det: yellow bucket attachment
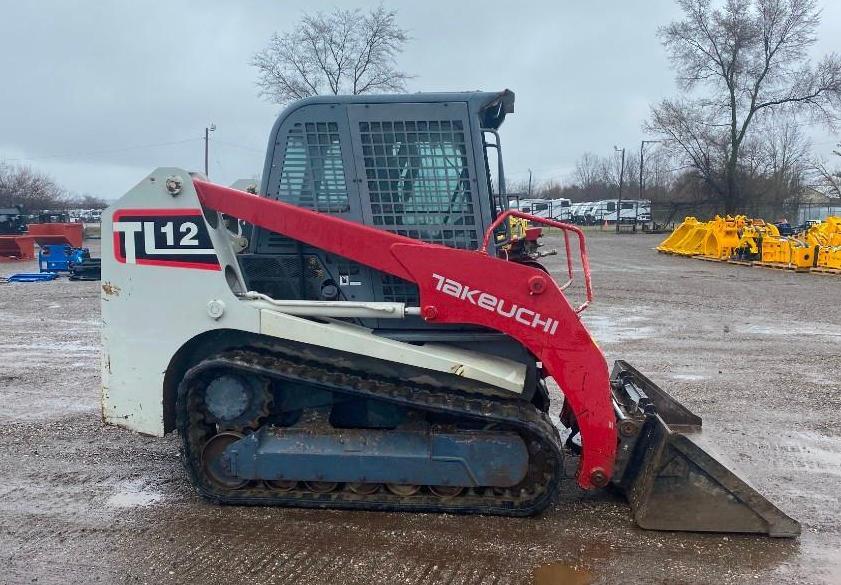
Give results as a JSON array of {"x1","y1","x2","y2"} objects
[
  {"x1": 658, "y1": 214, "x2": 841, "y2": 274},
  {"x1": 659, "y1": 215, "x2": 760, "y2": 259},
  {"x1": 674, "y1": 223, "x2": 709, "y2": 256},
  {"x1": 657, "y1": 217, "x2": 702, "y2": 254},
  {"x1": 701, "y1": 216, "x2": 744, "y2": 260}
]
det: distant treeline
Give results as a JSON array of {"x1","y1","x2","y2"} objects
[{"x1": 0, "y1": 163, "x2": 108, "y2": 212}]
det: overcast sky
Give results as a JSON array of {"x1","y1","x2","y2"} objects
[{"x1": 1, "y1": 0, "x2": 839, "y2": 199}]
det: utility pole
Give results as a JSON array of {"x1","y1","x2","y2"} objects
[
  {"x1": 204, "y1": 123, "x2": 216, "y2": 177},
  {"x1": 527, "y1": 169, "x2": 533, "y2": 198},
  {"x1": 614, "y1": 146, "x2": 625, "y2": 233}
]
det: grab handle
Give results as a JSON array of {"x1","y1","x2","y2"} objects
[{"x1": 481, "y1": 210, "x2": 593, "y2": 313}]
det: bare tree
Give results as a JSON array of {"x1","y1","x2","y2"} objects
[
  {"x1": 538, "y1": 180, "x2": 567, "y2": 200},
  {"x1": 570, "y1": 151, "x2": 645, "y2": 200},
  {"x1": 0, "y1": 163, "x2": 67, "y2": 211},
  {"x1": 648, "y1": 0, "x2": 841, "y2": 212},
  {"x1": 753, "y1": 117, "x2": 811, "y2": 215},
  {"x1": 505, "y1": 178, "x2": 530, "y2": 197},
  {"x1": 252, "y1": 6, "x2": 412, "y2": 104},
  {"x1": 67, "y1": 194, "x2": 109, "y2": 209},
  {"x1": 812, "y1": 143, "x2": 841, "y2": 197},
  {"x1": 643, "y1": 145, "x2": 679, "y2": 198},
  {"x1": 574, "y1": 153, "x2": 601, "y2": 190}
]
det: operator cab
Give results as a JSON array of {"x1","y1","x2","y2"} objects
[
  {"x1": 245, "y1": 90, "x2": 517, "y2": 319},
  {"x1": 239, "y1": 89, "x2": 534, "y2": 383}
]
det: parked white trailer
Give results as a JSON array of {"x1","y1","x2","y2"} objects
[
  {"x1": 576, "y1": 202, "x2": 599, "y2": 225},
  {"x1": 518, "y1": 198, "x2": 571, "y2": 221},
  {"x1": 570, "y1": 202, "x2": 591, "y2": 224},
  {"x1": 552, "y1": 198, "x2": 572, "y2": 221},
  {"x1": 590, "y1": 200, "x2": 651, "y2": 224}
]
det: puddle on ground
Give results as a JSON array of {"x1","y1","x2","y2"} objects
[
  {"x1": 741, "y1": 322, "x2": 841, "y2": 338},
  {"x1": 106, "y1": 480, "x2": 162, "y2": 508},
  {"x1": 533, "y1": 562, "x2": 594, "y2": 585},
  {"x1": 802, "y1": 370, "x2": 840, "y2": 388},
  {"x1": 583, "y1": 313, "x2": 655, "y2": 344},
  {"x1": 783, "y1": 432, "x2": 841, "y2": 478},
  {"x1": 671, "y1": 373, "x2": 706, "y2": 381},
  {"x1": 0, "y1": 341, "x2": 98, "y2": 353}
]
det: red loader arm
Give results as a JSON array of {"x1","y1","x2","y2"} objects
[{"x1": 193, "y1": 179, "x2": 617, "y2": 489}]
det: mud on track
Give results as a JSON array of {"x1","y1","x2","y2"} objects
[{"x1": 1, "y1": 234, "x2": 840, "y2": 584}]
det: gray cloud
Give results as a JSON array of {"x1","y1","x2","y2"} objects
[{"x1": 1, "y1": 0, "x2": 838, "y2": 197}]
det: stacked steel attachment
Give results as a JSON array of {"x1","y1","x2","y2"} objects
[{"x1": 658, "y1": 215, "x2": 841, "y2": 274}]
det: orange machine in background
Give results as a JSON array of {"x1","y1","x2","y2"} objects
[{"x1": 0, "y1": 223, "x2": 84, "y2": 261}]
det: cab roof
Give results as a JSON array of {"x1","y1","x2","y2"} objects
[{"x1": 274, "y1": 90, "x2": 515, "y2": 130}]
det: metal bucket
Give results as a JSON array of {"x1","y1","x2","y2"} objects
[{"x1": 610, "y1": 361, "x2": 800, "y2": 537}]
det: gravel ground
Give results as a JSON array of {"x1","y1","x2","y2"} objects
[{"x1": 1, "y1": 233, "x2": 839, "y2": 585}]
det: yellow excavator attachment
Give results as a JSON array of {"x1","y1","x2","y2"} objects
[
  {"x1": 816, "y1": 245, "x2": 841, "y2": 270},
  {"x1": 807, "y1": 217, "x2": 841, "y2": 247},
  {"x1": 658, "y1": 215, "x2": 841, "y2": 274},
  {"x1": 657, "y1": 217, "x2": 702, "y2": 253},
  {"x1": 758, "y1": 238, "x2": 816, "y2": 269},
  {"x1": 700, "y1": 216, "x2": 744, "y2": 259},
  {"x1": 734, "y1": 220, "x2": 779, "y2": 258},
  {"x1": 674, "y1": 223, "x2": 709, "y2": 255},
  {"x1": 659, "y1": 215, "x2": 750, "y2": 259}
]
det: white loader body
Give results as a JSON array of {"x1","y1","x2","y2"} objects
[{"x1": 101, "y1": 168, "x2": 527, "y2": 436}]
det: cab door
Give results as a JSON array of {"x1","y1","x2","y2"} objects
[
  {"x1": 249, "y1": 103, "x2": 378, "y2": 304},
  {"x1": 345, "y1": 101, "x2": 484, "y2": 313}
]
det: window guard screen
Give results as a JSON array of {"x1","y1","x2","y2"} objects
[
  {"x1": 276, "y1": 122, "x2": 349, "y2": 212},
  {"x1": 359, "y1": 119, "x2": 479, "y2": 250}
]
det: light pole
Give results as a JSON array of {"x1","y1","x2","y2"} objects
[
  {"x1": 204, "y1": 123, "x2": 216, "y2": 177},
  {"x1": 614, "y1": 146, "x2": 625, "y2": 233}
]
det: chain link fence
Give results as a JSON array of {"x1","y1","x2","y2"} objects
[{"x1": 647, "y1": 201, "x2": 841, "y2": 229}]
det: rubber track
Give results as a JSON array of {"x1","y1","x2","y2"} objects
[{"x1": 176, "y1": 348, "x2": 567, "y2": 516}]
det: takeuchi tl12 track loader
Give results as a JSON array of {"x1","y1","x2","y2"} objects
[{"x1": 101, "y1": 90, "x2": 799, "y2": 536}]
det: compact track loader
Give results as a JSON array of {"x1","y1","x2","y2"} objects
[{"x1": 101, "y1": 90, "x2": 798, "y2": 536}]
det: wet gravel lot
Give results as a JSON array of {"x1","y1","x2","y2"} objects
[{"x1": 1, "y1": 233, "x2": 840, "y2": 585}]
